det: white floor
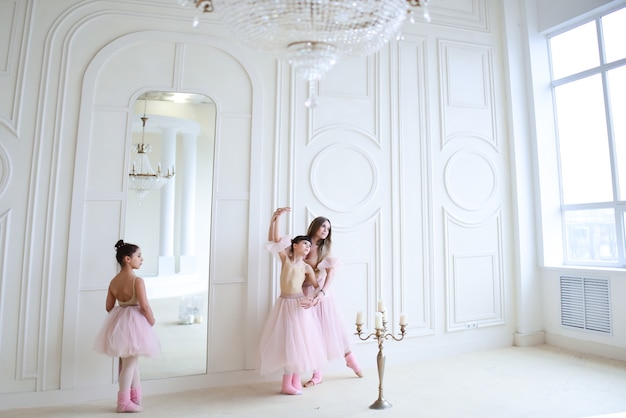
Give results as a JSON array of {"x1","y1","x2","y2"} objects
[{"x1": 3, "y1": 345, "x2": 626, "y2": 418}]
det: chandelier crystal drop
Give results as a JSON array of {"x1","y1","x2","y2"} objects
[
  {"x1": 179, "y1": 0, "x2": 432, "y2": 82},
  {"x1": 128, "y1": 107, "x2": 175, "y2": 200}
]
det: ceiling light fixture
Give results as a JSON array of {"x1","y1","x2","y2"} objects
[
  {"x1": 177, "y1": 1, "x2": 432, "y2": 106},
  {"x1": 128, "y1": 100, "x2": 175, "y2": 200}
]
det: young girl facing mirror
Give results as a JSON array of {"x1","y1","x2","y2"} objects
[{"x1": 94, "y1": 240, "x2": 160, "y2": 412}]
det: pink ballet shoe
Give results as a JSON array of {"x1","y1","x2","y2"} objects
[
  {"x1": 130, "y1": 387, "x2": 141, "y2": 406},
  {"x1": 304, "y1": 370, "x2": 322, "y2": 387},
  {"x1": 280, "y1": 374, "x2": 302, "y2": 395},
  {"x1": 291, "y1": 373, "x2": 302, "y2": 391},
  {"x1": 345, "y1": 352, "x2": 363, "y2": 377},
  {"x1": 117, "y1": 390, "x2": 143, "y2": 413}
]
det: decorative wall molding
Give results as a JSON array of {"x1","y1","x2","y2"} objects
[
  {"x1": 395, "y1": 33, "x2": 434, "y2": 334},
  {"x1": 429, "y1": 0, "x2": 489, "y2": 32},
  {"x1": 0, "y1": 0, "x2": 17, "y2": 74},
  {"x1": 308, "y1": 53, "x2": 380, "y2": 144},
  {"x1": 444, "y1": 209, "x2": 505, "y2": 332},
  {"x1": 309, "y1": 143, "x2": 378, "y2": 213},
  {"x1": 0, "y1": 142, "x2": 10, "y2": 197},
  {"x1": 0, "y1": 0, "x2": 27, "y2": 136},
  {"x1": 439, "y1": 40, "x2": 497, "y2": 149},
  {"x1": 444, "y1": 149, "x2": 497, "y2": 211},
  {"x1": 0, "y1": 209, "x2": 9, "y2": 349}
]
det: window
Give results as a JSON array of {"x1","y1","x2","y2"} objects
[{"x1": 549, "y1": 6, "x2": 626, "y2": 266}]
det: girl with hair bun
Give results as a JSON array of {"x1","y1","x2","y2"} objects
[
  {"x1": 267, "y1": 208, "x2": 363, "y2": 388},
  {"x1": 94, "y1": 240, "x2": 160, "y2": 413},
  {"x1": 257, "y1": 210, "x2": 326, "y2": 395}
]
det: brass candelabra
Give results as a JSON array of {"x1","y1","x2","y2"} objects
[{"x1": 355, "y1": 312, "x2": 407, "y2": 410}]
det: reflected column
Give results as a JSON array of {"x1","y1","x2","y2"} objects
[
  {"x1": 179, "y1": 131, "x2": 197, "y2": 274},
  {"x1": 158, "y1": 126, "x2": 177, "y2": 275}
]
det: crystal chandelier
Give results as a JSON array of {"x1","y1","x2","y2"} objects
[
  {"x1": 178, "y1": 1, "x2": 432, "y2": 84},
  {"x1": 128, "y1": 101, "x2": 175, "y2": 199}
]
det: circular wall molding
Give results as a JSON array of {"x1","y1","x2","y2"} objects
[
  {"x1": 0, "y1": 143, "x2": 10, "y2": 198},
  {"x1": 310, "y1": 144, "x2": 378, "y2": 213},
  {"x1": 444, "y1": 150, "x2": 496, "y2": 211}
]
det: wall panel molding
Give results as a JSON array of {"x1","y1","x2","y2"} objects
[
  {"x1": 439, "y1": 40, "x2": 497, "y2": 149},
  {"x1": 0, "y1": 0, "x2": 28, "y2": 136},
  {"x1": 0, "y1": 209, "x2": 9, "y2": 349},
  {"x1": 444, "y1": 209, "x2": 505, "y2": 332},
  {"x1": 396, "y1": 33, "x2": 434, "y2": 334},
  {"x1": 429, "y1": 0, "x2": 489, "y2": 32},
  {"x1": 444, "y1": 149, "x2": 497, "y2": 211}
]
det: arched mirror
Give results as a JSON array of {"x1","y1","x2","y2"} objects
[{"x1": 125, "y1": 91, "x2": 215, "y2": 379}]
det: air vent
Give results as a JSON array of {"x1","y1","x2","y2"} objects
[{"x1": 560, "y1": 276, "x2": 612, "y2": 334}]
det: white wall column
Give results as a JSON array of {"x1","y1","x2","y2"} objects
[
  {"x1": 179, "y1": 131, "x2": 197, "y2": 274},
  {"x1": 158, "y1": 126, "x2": 177, "y2": 275}
]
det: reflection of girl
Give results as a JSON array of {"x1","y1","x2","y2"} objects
[
  {"x1": 258, "y1": 209, "x2": 326, "y2": 395},
  {"x1": 93, "y1": 240, "x2": 160, "y2": 412},
  {"x1": 302, "y1": 216, "x2": 362, "y2": 387}
]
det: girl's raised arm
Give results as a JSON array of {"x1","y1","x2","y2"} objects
[{"x1": 268, "y1": 207, "x2": 291, "y2": 242}]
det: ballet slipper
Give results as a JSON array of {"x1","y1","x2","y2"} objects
[
  {"x1": 291, "y1": 373, "x2": 302, "y2": 391},
  {"x1": 280, "y1": 374, "x2": 302, "y2": 395},
  {"x1": 304, "y1": 370, "x2": 322, "y2": 387},
  {"x1": 345, "y1": 352, "x2": 363, "y2": 377},
  {"x1": 130, "y1": 387, "x2": 141, "y2": 406},
  {"x1": 117, "y1": 390, "x2": 143, "y2": 413}
]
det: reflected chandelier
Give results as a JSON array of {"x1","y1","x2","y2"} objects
[
  {"x1": 128, "y1": 101, "x2": 175, "y2": 199},
  {"x1": 178, "y1": 0, "x2": 431, "y2": 84}
]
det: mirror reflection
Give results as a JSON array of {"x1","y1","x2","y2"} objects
[{"x1": 125, "y1": 91, "x2": 215, "y2": 379}]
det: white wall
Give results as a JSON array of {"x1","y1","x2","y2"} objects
[{"x1": 0, "y1": 0, "x2": 623, "y2": 411}]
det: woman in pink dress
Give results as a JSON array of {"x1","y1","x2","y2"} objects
[
  {"x1": 257, "y1": 209, "x2": 326, "y2": 395},
  {"x1": 93, "y1": 240, "x2": 160, "y2": 413},
  {"x1": 302, "y1": 216, "x2": 363, "y2": 387}
]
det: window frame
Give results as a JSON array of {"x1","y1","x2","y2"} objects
[{"x1": 547, "y1": 6, "x2": 626, "y2": 268}]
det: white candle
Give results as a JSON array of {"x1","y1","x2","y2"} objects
[
  {"x1": 356, "y1": 311, "x2": 364, "y2": 325},
  {"x1": 400, "y1": 313, "x2": 408, "y2": 326},
  {"x1": 377, "y1": 299, "x2": 385, "y2": 312},
  {"x1": 375, "y1": 312, "x2": 383, "y2": 329}
]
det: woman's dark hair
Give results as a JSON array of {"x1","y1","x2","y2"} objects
[
  {"x1": 306, "y1": 216, "x2": 332, "y2": 268},
  {"x1": 114, "y1": 239, "x2": 139, "y2": 266}
]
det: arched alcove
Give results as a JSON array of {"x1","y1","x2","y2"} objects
[{"x1": 64, "y1": 31, "x2": 261, "y2": 388}]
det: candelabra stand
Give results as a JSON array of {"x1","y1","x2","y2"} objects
[{"x1": 355, "y1": 315, "x2": 407, "y2": 410}]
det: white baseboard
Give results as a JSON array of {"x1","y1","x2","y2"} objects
[
  {"x1": 514, "y1": 331, "x2": 546, "y2": 347},
  {"x1": 546, "y1": 333, "x2": 626, "y2": 361}
]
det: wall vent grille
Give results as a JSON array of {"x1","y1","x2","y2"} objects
[{"x1": 560, "y1": 276, "x2": 612, "y2": 334}]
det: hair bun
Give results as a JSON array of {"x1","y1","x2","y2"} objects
[{"x1": 115, "y1": 239, "x2": 125, "y2": 249}]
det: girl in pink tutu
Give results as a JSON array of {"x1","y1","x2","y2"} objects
[
  {"x1": 93, "y1": 240, "x2": 160, "y2": 413},
  {"x1": 258, "y1": 209, "x2": 326, "y2": 395},
  {"x1": 302, "y1": 216, "x2": 363, "y2": 387}
]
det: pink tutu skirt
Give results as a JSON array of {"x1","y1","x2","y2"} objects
[
  {"x1": 303, "y1": 256, "x2": 352, "y2": 361},
  {"x1": 257, "y1": 294, "x2": 326, "y2": 376},
  {"x1": 304, "y1": 287, "x2": 352, "y2": 361},
  {"x1": 93, "y1": 305, "x2": 161, "y2": 358}
]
